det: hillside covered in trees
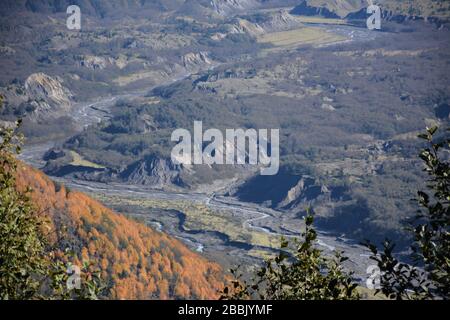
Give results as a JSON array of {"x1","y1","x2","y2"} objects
[{"x1": 13, "y1": 162, "x2": 225, "y2": 299}]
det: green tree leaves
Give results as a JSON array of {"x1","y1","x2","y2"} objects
[
  {"x1": 0, "y1": 98, "x2": 103, "y2": 300},
  {"x1": 366, "y1": 126, "x2": 449, "y2": 300},
  {"x1": 222, "y1": 126, "x2": 449, "y2": 301},
  {"x1": 220, "y1": 211, "x2": 359, "y2": 300},
  {"x1": 0, "y1": 114, "x2": 44, "y2": 299}
]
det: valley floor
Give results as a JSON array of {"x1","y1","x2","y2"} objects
[{"x1": 16, "y1": 12, "x2": 449, "y2": 286}]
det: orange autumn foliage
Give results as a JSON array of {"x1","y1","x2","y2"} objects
[{"x1": 15, "y1": 162, "x2": 225, "y2": 299}]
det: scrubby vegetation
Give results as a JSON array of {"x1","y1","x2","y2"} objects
[
  {"x1": 220, "y1": 213, "x2": 360, "y2": 300},
  {"x1": 0, "y1": 105, "x2": 103, "y2": 299},
  {"x1": 14, "y1": 155, "x2": 225, "y2": 299},
  {"x1": 1, "y1": 98, "x2": 225, "y2": 300},
  {"x1": 222, "y1": 127, "x2": 449, "y2": 300},
  {"x1": 62, "y1": 27, "x2": 450, "y2": 248},
  {"x1": 1, "y1": 0, "x2": 449, "y2": 301},
  {"x1": 365, "y1": 126, "x2": 449, "y2": 300}
]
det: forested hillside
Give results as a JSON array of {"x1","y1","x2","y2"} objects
[{"x1": 14, "y1": 162, "x2": 225, "y2": 299}]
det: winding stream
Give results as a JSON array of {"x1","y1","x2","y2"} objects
[{"x1": 19, "y1": 23, "x2": 378, "y2": 280}]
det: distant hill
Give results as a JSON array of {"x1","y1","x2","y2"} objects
[
  {"x1": 0, "y1": 0, "x2": 191, "y2": 18},
  {"x1": 290, "y1": 0, "x2": 450, "y2": 20},
  {"x1": 2, "y1": 0, "x2": 449, "y2": 20},
  {"x1": 0, "y1": 0, "x2": 263, "y2": 17},
  {"x1": 378, "y1": 0, "x2": 450, "y2": 20},
  {"x1": 15, "y1": 162, "x2": 225, "y2": 299},
  {"x1": 291, "y1": 0, "x2": 366, "y2": 18}
]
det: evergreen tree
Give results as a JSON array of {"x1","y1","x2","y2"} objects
[{"x1": 0, "y1": 97, "x2": 103, "y2": 300}]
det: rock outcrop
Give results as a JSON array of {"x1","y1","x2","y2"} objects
[
  {"x1": 214, "y1": 10, "x2": 301, "y2": 39},
  {"x1": 260, "y1": 10, "x2": 302, "y2": 32},
  {"x1": 24, "y1": 73, "x2": 73, "y2": 118},
  {"x1": 119, "y1": 155, "x2": 185, "y2": 187},
  {"x1": 182, "y1": 52, "x2": 213, "y2": 73},
  {"x1": 210, "y1": 0, "x2": 259, "y2": 16},
  {"x1": 0, "y1": 73, "x2": 73, "y2": 121}
]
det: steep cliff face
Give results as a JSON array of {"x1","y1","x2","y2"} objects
[
  {"x1": 24, "y1": 73, "x2": 73, "y2": 117},
  {"x1": 0, "y1": 73, "x2": 73, "y2": 121},
  {"x1": 42, "y1": 149, "x2": 187, "y2": 188},
  {"x1": 234, "y1": 171, "x2": 351, "y2": 210},
  {"x1": 15, "y1": 162, "x2": 225, "y2": 299},
  {"x1": 119, "y1": 155, "x2": 185, "y2": 187},
  {"x1": 212, "y1": 9, "x2": 302, "y2": 40},
  {"x1": 182, "y1": 52, "x2": 213, "y2": 73},
  {"x1": 259, "y1": 9, "x2": 302, "y2": 32},
  {"x1": 210, "y1": 0, "x2": 260, "y2": 16}
]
